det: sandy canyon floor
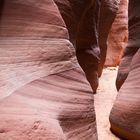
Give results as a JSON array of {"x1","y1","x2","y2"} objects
[{"x1": 95, "y1": 67, "x2": 121, "y2": 140}]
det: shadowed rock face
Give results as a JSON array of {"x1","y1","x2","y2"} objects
[
  {"x1": 116, "y1": 0, "x2": 140, "y2": 91},
  {"x1": 110, "y1": 0, "x2": 140, "y2": 139},
  {"x1": 54, "y1": 0, "x2": 101, "y2": 92},
  {"x1": 98, "y1": 0, "x2": 121, "y2": 76},
  {"x1": 55, "y1": 0, "x2": 121, "y2": 91},
  {"x1": 0, "y1": 0, "x2": 122, "y2": 95}
]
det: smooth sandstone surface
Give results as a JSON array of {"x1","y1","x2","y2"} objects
[
  {"x1": 0, "y1": 0, "x2": 129, "y2": 97},
  {"x1": 105, "y1": 0, "x2": 128, "y2": 66},
  {"x1": 0, "y1": 67, "x2": 121, "y2": 140},
  {"x1": 0, "y1": 1, "x2": 119, "y2": 140},
  {"x1": 110, "y1": 49, "x2": 140, "y2": 140},
  {"x1": 0, "y1": 0, "x2": 123, "y2": 97},
  {"x1": 0, "y1": 1, "x2": 97, "y2": 139},
  {"x1": 110, "y1": 0, "x2": 140, "y2": 139},
  {"x1": 0, "y1": 0, "x2": 76, "y2": 98},
  {"x1": 0, "y1": 68, "x2": 97, "y2": 140}
]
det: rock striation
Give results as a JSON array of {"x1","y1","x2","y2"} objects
[
  {"x1": 0, "y1": 0, "x2": 76, "y2": 98},
  {"x1": 110, "y1": 0, "x2": 140, "y2": 139},
  {"x1": 0, "y1": 0, "x2": 132, "y2": 139},
  {"x1": 55, "y1": 0, "x2": 121, "y2": 91},
  {"x1": 98, "y1": 0, "x2": 121, "y2": 76},
  {"x1": 0, "y1": 0, "x2": 97, "y2": 139},
  {"x1": 0, "y1": 68, "x2": 96, "y2": 140},
  {"x1": 105, "y1": 0, "x2": 128, "y2": 67}
]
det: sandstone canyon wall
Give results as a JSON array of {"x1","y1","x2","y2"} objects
[
  {"x1": 0, "y1": 0, "x2": 132, "y2": 140},
  {"x1": 0, "y1": 0, "x2": 76, "y2": 99},
  {"x1": 0, "y1": 0, "x2": 97, "y2": 139},
  {"x1": 0, "y1": 0, "x2": 122, "y2": 96},
  {"x1": 55, "y1": 0, "x2": 121, "y2": 91},
  {"x1": 0, "y1": 0, "x2": 129, "y2": 98},
  {"x1": 98, "y1": 0, "x2": 122, "y2": 76},
  {"x1": 105, "y1": 0, "x2": 128, "y2": 66},
  {"x1": 110, "y1": 0, "x2": 140, "y2": 139}
]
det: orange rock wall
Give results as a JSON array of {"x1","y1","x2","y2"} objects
[{"x1": 105, "y1": 0, "x2": 128, "y2": 66}]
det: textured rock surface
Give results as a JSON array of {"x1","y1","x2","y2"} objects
[
  {"x1": 0, "y1": 0, "x2": 121, "y2": 97},
  {"x1": 0, "y1": 67, "x2": 122, "y2": 140},
  {"x1": 55, "y1": 0, "x2": 101, "y2": 92},
  {"x1": 105, "y1": 0, "x2": 128, "y2": 66},
  {"x1": 0, "y1": 0, "x2": 76, "y2": 98},
  {"x1": 0, "y1": 0, "x2": 128, "y2": 96},
  {"x1": 116, "y1": 47, "x2": 139, "y2": 91},
  {"x1": 0, "y1": 0, "x2": 133, "y2": 139},
  {"x1": 116, "y1": 0, "x2": 140, "y2": 91},
  {"x1": 0, "y1": 68, "x2": 97, "y2": 140},
  {"x1": 110, "y1": 49, "x2": 140, "y2": 140},
  {"x1": 98, "y1": 0, "x2": 121, "y2": 76},
  {"x1": 110, "y1": 0, "x2": 140, "y2": 139},
  {"x1": 55, "y1": 0, "x2": 121, "y2": 91},
  {"x1": 0, "y1": 0, "x2": 97, "y2": 139}
]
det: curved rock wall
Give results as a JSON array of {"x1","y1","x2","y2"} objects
[
  {"x1": 55, "y1": 0, "x2": 121, "y2": 92},
  {"x1": 105, "y1": 0, "x2": 128, "y2": 66},
  {"x1": 0, "y1": 68, "x2": 96, "y2": 140},
  {"x1": 110, "y1": 0, "x2": 140, "y2": 139},
  {"x1": 0, "y1": 0, "x2": 128, "y2": 97},
  {"x1": 0, "y1": 0, "x2": 132, "y2": 139},
  {"x1": 0, "y1": 1, "x2": 97, "y2": 139},
  {"x1": 0, "y1": 0, "x2": 76, "y2": 98},
  {"x1": 98, "y1": 0, "x2": 121, "y2": 76}
]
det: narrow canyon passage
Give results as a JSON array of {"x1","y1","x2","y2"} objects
[
  {"x1": 94, "y1": 68, "x2": 120, "y2": 140},
  {"x1": 1, "y1": 0, "x2": 140, "y2": 139}
]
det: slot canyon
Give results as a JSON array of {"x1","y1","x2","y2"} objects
[{"x1": 0, "y1": 0, "x2": 139, "y2": 140}]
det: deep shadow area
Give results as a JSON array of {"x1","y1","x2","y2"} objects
[{"x1": 0, "y1": 0, "x2": 4, "y2": 21}]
